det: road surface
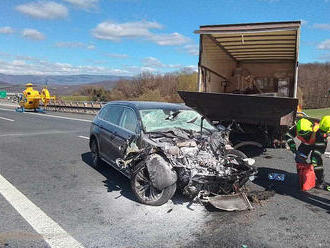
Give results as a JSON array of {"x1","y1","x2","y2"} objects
[{"x1": 0, "y1": 106, "x2": 329, "y2": 248}]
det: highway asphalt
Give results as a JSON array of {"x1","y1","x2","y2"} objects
[{"x1": 0, "y1": 106, "x2": 329, "y2": 248}]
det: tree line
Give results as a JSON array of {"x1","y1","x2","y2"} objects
[
  {"x1": 75, "y1": 63, "x2": 330, "y2": 108},
  {"x1": 77, "y1": 72, "x2": 198, "y2": 103},
  {"x1": 297, "y1": 63, "x2": 330, "y2": 108}
]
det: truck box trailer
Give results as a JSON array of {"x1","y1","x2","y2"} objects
[{"x1": 179, "y1": 21, "x2": 301, "y2": 149}]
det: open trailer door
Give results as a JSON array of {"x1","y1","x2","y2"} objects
[
  {"x1": 188, "y1": 21, "x2": 301, "y2": 148},
  {"x1": 195, "y1": 21, "x2": 301, "y2": 98}
]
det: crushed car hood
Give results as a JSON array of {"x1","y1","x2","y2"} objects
[{"x1": 178, "y1": 91, "x2": 298, "y2": 126}]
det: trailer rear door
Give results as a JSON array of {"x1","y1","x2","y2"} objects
[{"x1": 195, "y1": 21, "x2": 301, "y2": 98}]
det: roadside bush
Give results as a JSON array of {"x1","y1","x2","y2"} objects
[
  {"x1": 298, "y1": 63, "x2": 330, "y2": 108},
  {"x1": 73, "y1": 63, "x2": 329, "y2": 108},
  {"x1": 76, "y1": 72, "x2": 198, "y2": 103}
]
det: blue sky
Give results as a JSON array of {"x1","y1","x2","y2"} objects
[{"x1": 0, "y1": 0, "x2": 329, "y2": 75}]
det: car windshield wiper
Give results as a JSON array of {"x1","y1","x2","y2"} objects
[
  {"x1": 165, "y1": 110, "x2": 181, "y2": 121},
  {"x1": 186, "y1": 116, "x2": 198, "y2": 123}
]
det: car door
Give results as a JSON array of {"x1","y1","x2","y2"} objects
[
  {"x1": 110, "y1": 107, "x2": 139, "y2": 163},
  {"x1": 99, "y1": 105, "x2": 124, "y2": 163}
]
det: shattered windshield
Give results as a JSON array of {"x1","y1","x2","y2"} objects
[{"x1": 140, "y1": 109, "x2": 216, "y2": 133}]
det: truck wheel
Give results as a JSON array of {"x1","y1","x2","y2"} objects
[
  {"x1": 131, "y1": 161, "x2": 176, "y2": 206},
  {"x1": 90, "y1": 138, "x2": 102, "y2": 168}
]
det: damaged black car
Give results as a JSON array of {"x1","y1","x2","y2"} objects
[{"x1": 89, "y1": 101, "x2": 257, "y2": 209}]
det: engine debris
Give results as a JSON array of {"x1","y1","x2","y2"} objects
[{"x1": 145, "y1": 128, "x2": 258, "y2": 210}]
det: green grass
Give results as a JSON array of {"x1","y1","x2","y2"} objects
[{"x1": 304, "y1": 108, "x2": 330, "y2": 119}]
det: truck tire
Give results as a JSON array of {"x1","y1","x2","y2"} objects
[{"x1": 131, "y1": 161, "x2": 177, "y2": 206}]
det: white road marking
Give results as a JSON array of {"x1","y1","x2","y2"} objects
[
  {"x1": 0, "y1": 103, "x2": 19, "y2": 107},
  {"x1": 325, "y1": 152, "x2": 330, "y2": 158},
  {"x1": 0, "y1": 116, "x2": 14, "y2": 122},
  {"x1": 0, "y1": 107, "x2": 92, "y2": 123},
  {"x1": 78, "y1": 136, "x2": 90, "y2": 140},
  {"x1": 0, "y1": 174, "x2": 84, "y2": 248},
  {"x1": 0, "y1": 130, "x2": 82, "y2": 137},
  {"x1": 0, "y1": 108, "x2": 16, "y2": 112}
]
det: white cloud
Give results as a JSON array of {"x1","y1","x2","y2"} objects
[
  {"x1": 124, "y1": 65, "x2": 158, "y2": 74},
  {"x1": 149, "y1": 33, "x2": 190, "y2": 46},
  {"x1": 16, "y1": 1, "x2": 68, "y2": 19},
  {"x1": 92, "y1": 20, "x2": 190, "y2": 46},
  {"x1": 182, "y1": 44, "x2": 199, "y2": 56},
  {"x1": 0, "y1": 26, "x2": 15, "y2": 34},
  {"x1": 0, "y1": 51, "x2": 195, "y2": 76},
  {"x1": 142, "y1": 57, "x2": 164, "y2": 68},
  {"x1": 181, "y1": 65, "x2": 198, "y2": 73},
  {"x1": 87, "y1": 45, "x2": 96, "y2": 50},
  {"x1": 317, "y1": 39, "x2": 330, "y2": 50},
  {"x1": 15, "y1": 55, "x2": 42, "y2": 62},
  {"x1": 12, "y1": 60, "x2": 26, "y2": 66},
  {"x1": 301, "y1": 20, "x2": 308, "y2": 26},
  {"x1": 62, "y1": 0, "x2": 98, "y2": 10},
  {"x1": 22, "y1": 29, "x2": 46, "y2": 40},
  {"x1": 55, "y1": 41, "x2": 95, "y2": 50},
  {"x1": 55, "y1": 41, "x2": 85, "y2": 48},
  {"x1": 142, "y1": 57, "x2": 182, "y2": 69},
  {"x1": 104, "y1": 53, "x2": 129, "y2": 59},
  {"x1": 92, "y1": 20, "x2": 162, "y2": 41},
  {"x1": 0, "y1": 58, "x2": 129, "y2": 75},
  {"x1": 313, "y1": 23, "x2": 330, "y2": 30}
]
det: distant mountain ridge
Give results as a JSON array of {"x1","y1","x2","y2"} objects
[{"x1": 0, "y1": 73, "x2": 131, "y2": 85}]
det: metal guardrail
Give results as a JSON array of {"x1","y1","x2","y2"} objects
[
  {"x1": 41, "y1": 100, "x2": 105, "y2": 114},
  {"x1": 0, "y1": 98, "x2": 105, "y2": 114}
]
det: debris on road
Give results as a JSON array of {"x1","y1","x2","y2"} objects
[
  {"x1": 247, "y1": 190, "x2": 276, "y2": 204},
  {"x1": 207, "y1": 192, "x2": 253, "y2": 211},
  {"x1": 268, "y1": 173, "x2": 285, "y2": 181}
]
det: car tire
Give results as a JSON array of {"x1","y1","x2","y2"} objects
[
  {"x1": 131, "y1": 161, "x2": 176, "y2": 206},
  {"x1": 90, "y1": 138, "x2": 102, "y2": 168}
]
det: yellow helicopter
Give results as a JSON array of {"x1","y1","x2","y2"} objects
[{"x1": 16, "y1": 83, "x2": 55, "y2": 112}]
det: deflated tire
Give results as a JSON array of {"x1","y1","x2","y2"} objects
[{"x1": 131, "y1": 158, "x2": 177, "y2": 206}]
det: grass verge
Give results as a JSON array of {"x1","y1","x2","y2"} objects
[{"x1": 304, "y1": 108, "x2": 330, "y2": 119}]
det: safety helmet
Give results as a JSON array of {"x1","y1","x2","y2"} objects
[
  {"x1": 296, "y1": 118, "x2": 313, "y2": 136},
  {"x1": 319, "y1": 115, "x2": 330, "y2": 134}
]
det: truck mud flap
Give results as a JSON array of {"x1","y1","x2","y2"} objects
[{"x1": 208, "y1": 192, "x2": 253, "y2": 211}]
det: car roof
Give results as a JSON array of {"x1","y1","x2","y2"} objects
[{"x1": 106, "y1": 101, "x2": 191, "y2": 111}]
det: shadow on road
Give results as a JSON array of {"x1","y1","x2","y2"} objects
[
  {"x1": 81, "y1": 152, "x2": 192, "y2": 207},
  {"x1": 254, "y1": 167, "x2": 330, "y2": 213},
  {"x1": 81, "y1": 152, "x2": 136, "y2": 202}
]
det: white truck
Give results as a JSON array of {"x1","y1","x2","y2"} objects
[{"x1": 179, "y1": 21, "x2": 301, "y2": 150}]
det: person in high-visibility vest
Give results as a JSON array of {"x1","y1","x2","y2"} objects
[
  {"x1": 285, "y1": 116, "x2": 329, "y2": 191},
  {"x1": 319, "y1": 115, "x2": 330, "y2": 136}
]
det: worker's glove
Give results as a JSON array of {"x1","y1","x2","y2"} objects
[{"x1": 295, "y1": 151, "x2": 307, "y2": 164}]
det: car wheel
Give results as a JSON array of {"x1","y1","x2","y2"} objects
[
  {"x1": 90, "y1": 138, "x2": 102, "y2": 168},
  {"x1": 131, "y1": 161, "x2": 176, "y2": 206}
]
